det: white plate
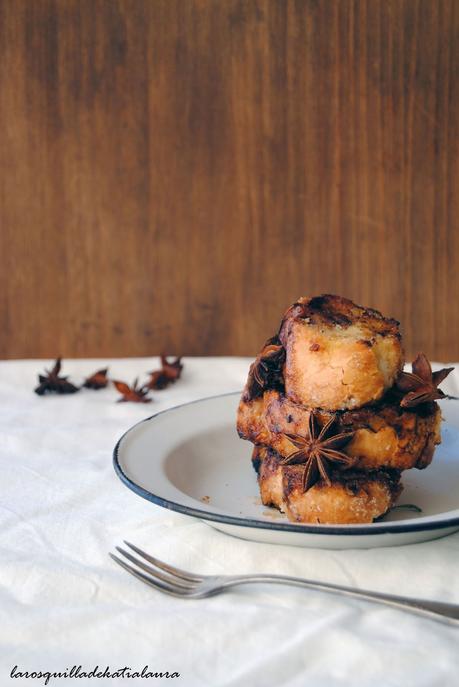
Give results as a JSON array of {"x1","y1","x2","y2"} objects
[{"x1": 113, "y1": 392, "x2": 459, "y2": 549}]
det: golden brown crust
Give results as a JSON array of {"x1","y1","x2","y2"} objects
[
  {"x1": 256, "y1": 446, "x2": 403, "y2": 525},
  {"x1": 238, "y1": 390, "x2": 441, "y2": 472},
  {"x1": 236, "y1": 395, "x2": 271, "y2": 446},
  {"x1": 256, "y1": 446, "x2": 285, "y2": 507},
  {"x1": 279, "y1": 295, "x2": 404, "y2": 410},
  {"x1": 280, "y1": 295, "x2": 402, "y2": 338}
]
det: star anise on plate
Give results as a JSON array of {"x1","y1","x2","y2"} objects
[
  {"x1": 83, "y1": 368, "x2": 109, "y2": 389},
  {"x1": 113, "y1": 379, "x2": 151, "y2": 403},
  {"x1": 396, "y1": 353, "x2": 454, "y2": 408},
  {"x1": 247, "y1": 336, "x2": 285, "y2": 397},
  {"x1": 280, "y1": 411, "x2": 355, "y2": 492},
  {"x1": 146, "y1": 355, "x2": 183, "y2": 390},
  {"x1": 34, "y1": 358, "x2": 80, "y2": 395}
]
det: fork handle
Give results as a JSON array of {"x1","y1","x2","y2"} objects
[{"x1": 222, "y1": 575, "x2": 459, "y2": 625}]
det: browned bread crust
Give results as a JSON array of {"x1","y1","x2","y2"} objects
[
  {"x1": 237, "y1": 295, "x2": 442, "y2": 525},
  {"x1": 279, "y1": 295, "x2": 404, "y2": 410},
  {"x1": 236, "y1": 395, "x2": 271, "y2": 446},
  {"x1": 256, "y1": 446, "x2": 402, "y2": 525},
  {"x1": 238, "y1": 390, "x2": 441, "y2": 472}
]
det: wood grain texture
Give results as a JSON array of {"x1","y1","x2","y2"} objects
[{"x1": 0, "y1": 0, "x2": 458, "y2": 359}]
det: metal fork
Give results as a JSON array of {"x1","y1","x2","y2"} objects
[{"x1": 110, "y1": 541, "x2": 459, "y2": 626}]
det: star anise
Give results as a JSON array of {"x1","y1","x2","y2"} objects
[
  {"x1": 280, "y1": 411, "x2": 355, "y2": 492},
  {"x1": 83, "y1": 368, "x2": 109, "y2": 389},
  {"x1": 146, "y1": 355, "x2": 183, "y2": 390},
  {"x1": 113, "y1": 379, "x2": 151, "y2": 403},
  {"x1": 247, "y1": 336, "x2": 285, "y2": 398},
  {"x1": 34, "y1": 358, "x2": 80, "y2": 395},
  {"x1": 396, "y1": 353, "x2": 454, "y2": 408}
]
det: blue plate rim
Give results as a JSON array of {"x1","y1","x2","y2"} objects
[{"x1": 113, "y1": 392, "x2": 459, "y2": 537}]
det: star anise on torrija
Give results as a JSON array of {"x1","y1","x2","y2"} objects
[
  {"x1": 83, "y1": 368, "x2": 109, "y2": 390},
  {"x1": 146, "y1": 356, "x2": 183, "y2": 390},
  {"x1": 247, "y1": 336, "x2": 285, "y2": 398},
  {"x1": 34, "y1": 358, "x2": 80, "y2": 395},
  {"x1": 280, "y1": 411, "x2": 356, "y2": 492},
  {"x1": 396, "y1": 353, "x2": 454, "y2": 408},
  {"x1": 113, "y1": 379, "x2": 152, "y2": 403}
]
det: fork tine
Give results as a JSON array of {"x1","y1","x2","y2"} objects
[
  {"x1": 123, "y1": 541, "x2": 204, "y2": 582},
  {"x1": 115, "y1": 547, "x2": 196, "y2": 590},
  {"x1": 109, "y1": 554, "x2": 192, "y2": 598}
]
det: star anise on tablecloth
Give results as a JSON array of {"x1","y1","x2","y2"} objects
[
  {"x1": 83, "y1": 368, "x2": 109, "y2": 389},
  {"x1": 34, "y1": 358, "x2": 80, "y2": 395},
  {"x1": 280, "y1": 411, "x2": 355, "y2": 492},
  {"x1": 113, "y1": 379, "x2": 151, "y2": 403},
  {"x1": 247, "y1": 336, "x2": 285, "y2": 398},
  {"x1": 396, "y1": 353, "x2": 454, "y2": 408},
  {"x1": 146, "y1": 355, "x2": 183, "y2": 390}
]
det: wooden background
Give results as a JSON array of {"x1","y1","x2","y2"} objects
[{"x1": 1, "y1": 0, "x2": 458, "y2": 360}]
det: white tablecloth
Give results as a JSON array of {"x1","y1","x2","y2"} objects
[{"x1": 2, "y1": 357, "x2": 459, "y2": 687}]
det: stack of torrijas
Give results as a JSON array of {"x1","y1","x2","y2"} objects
[{"x1": 237, "y1": 295, "x2": 452, "y2": 524}]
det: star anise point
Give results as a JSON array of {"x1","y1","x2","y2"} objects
[
  {"x1": 396, "y1": 353, "x2": 453, "y2": 408},
  {"x1": 281, "y1": 411, "x2": 355, "y2": 492},
  {"x1": 34, "y1": 358, "x2": 79, "y2": 395},
  {"x1": 146, "y1": 355, "x2": 183, "y2": 390},
  {"x1": 83, "y1": 368, "x2": 109, "y2": 390},
  {"x1": 247, "y1": 337, "x2": 285, "y2": 398},
  {"x1": 113, "y1": 379, "x2": 152, "y2": 403}
]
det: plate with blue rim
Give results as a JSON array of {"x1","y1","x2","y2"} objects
[{"x1": 113, "y1": 392, "x2": 459, "y2": 549}]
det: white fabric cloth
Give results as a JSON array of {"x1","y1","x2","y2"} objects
[{"x1": 1, "y1": 357, "x2": 459, "y2": 687}]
